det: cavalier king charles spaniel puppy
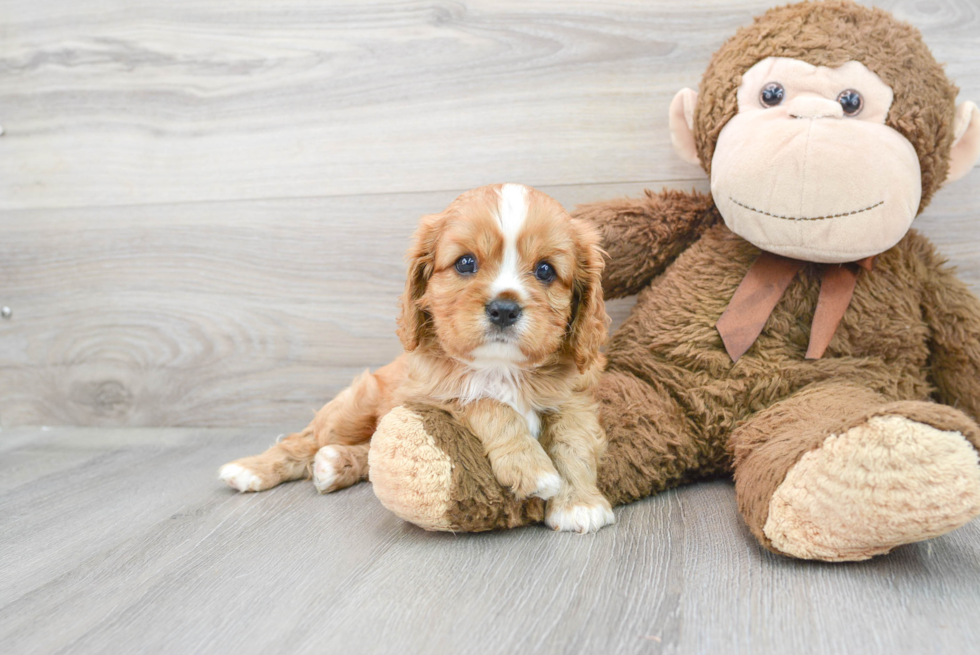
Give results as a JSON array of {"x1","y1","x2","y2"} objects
[{"x1": 220, "y1": 183, "x2": 614, "y2": 533}]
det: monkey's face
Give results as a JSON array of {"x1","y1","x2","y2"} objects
[{"x1": 710, "y1": 57, "x2": 921, "y2": 263}]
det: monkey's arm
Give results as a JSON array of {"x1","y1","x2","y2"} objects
[
  {"x1": 572, "y1": 188, "x2": 719, "y2": 299},
  {"x1": 920, "y1": 247, "x2": 980, "y2": 424}
]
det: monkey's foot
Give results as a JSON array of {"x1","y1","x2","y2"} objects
[{"x1": 764, "y1": 415, "x2": 980, "y2": 561}]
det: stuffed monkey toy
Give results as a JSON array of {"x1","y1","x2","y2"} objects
[
  {"x1": 360, "y1": 0, "x2": 980, "y2": 561},
  {"x1": 213, "y1": 0, "x2": 976, "y2": 560}
]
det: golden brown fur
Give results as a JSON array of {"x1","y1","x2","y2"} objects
[{"x1": 219, "y1": 184, "x2": 613, "y2": 532}]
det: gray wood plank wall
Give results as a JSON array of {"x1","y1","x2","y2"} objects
[{"x1": 1, "y1": 0, "x2": 978, "y2": 428}]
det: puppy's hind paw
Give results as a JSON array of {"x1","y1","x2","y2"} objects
[
  {"x1": 219, "y1": 463, "x2": 264, "y2": 493},
  {"x1": 546, "y1": 499, "x2": 615, "y2": 534},
  {"x1": 313, "y1": 445, "x2": 342, "y2": 494}
]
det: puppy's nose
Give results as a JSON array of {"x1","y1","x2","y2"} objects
[{"x1": 486, "y1": 299, "x2": 522, "y2": 328}]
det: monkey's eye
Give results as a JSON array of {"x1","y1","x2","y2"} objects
[
  {"x1": 760, "y1": 82, "x2": 785, "y2": 107},
  {"x1": 837, "y1": 89, "x2": 863, "y2": 116},
  {"x1": 454, "y1": 254, "x2": 478, "y2": 275},
  {"x1": 534, "y1": 261, "x2": 557, "y2": 283}
]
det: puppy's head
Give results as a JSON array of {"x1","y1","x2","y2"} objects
[{"x1": 397, "y1": 184, "x2": 607, "y2": 373}]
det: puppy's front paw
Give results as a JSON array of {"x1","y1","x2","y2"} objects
[
  {"x1": 493, "y1": 456, "x2": 561, "y2": 500},
  {"x1": 546, "y1": 497, "x2": 615, "y2": 534},
  {"x1": 532, "y1": 472, "x2": 562, "y2": 500},
  {"x1": 219, "y1": 463, "x2": 266, "y2": 492}
]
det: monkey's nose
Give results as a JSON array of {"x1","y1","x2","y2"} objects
[
  {"x1": 486, "y1": 299, "x2": 522, "y2": 328},
  {"x1": 787, "y1": 96, "x2": 843, "y2": 120}
]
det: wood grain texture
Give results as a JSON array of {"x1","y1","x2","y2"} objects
[
  {"x1": 0, "y1": 0, "x2": 979, "y2": 430},
  {"x1": 0, "y1": 0, "x2": 977, "y2": 210},
  {"x1": 1, "y1": 425, "x2": 978, "y2": 655},
  {"x1": 2, "y1": 172, "x2": 978, "y2": 429},
  {"x1": 0, "y1": 180, "x2": 653, "y2": 428},
  {"x1": 2, "y1": 3, "x2": 979, "y2": 652}
]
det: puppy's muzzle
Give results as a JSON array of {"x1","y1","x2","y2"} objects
[{"x1": 486, "y1": 298, "x2": 522, "y2": 328}]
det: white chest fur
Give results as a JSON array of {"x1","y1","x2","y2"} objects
[{"x1": 457, "y1": 357, "x2": 542, "y2": 438}]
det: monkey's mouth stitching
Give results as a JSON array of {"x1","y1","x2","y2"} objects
[{"x1": 728, "y1": 198, "x2": 884, "y2": 221}]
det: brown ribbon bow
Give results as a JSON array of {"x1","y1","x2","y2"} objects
[{"x1": 716, "y1": 252, "x2": 874, "y2": 362}]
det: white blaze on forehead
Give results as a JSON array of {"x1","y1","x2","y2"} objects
[{"x1": 491, "y1": 184, "x2": 529, "y2": 299}]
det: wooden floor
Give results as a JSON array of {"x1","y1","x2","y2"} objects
[
  {"x1": 2, "y1": 425, "x2": 980, "y2": 655},
  {"x1": 3, "y1": 1, "x2": 980, "y2": 653}
]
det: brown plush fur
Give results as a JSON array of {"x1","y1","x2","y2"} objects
[
  {"x1": 383, "y1": 204, "x2": 980, "y2": 550},
  {"x1": 574, "y1": 189, "x2": 721, "y2": 300},
  {"x1": 366, "y1": 0, "x2": 980, "y2": 560},
  {"x1": 583, "y1": 212, "x2": 980, "y2": 516},
  {"x1": 731, "y1": 385, "x2": 980, "y2": 551},
  {"x1": 693, "y1": 0, "x2": 959, "y2": 211},
  {"x1": 369, "y1": 2, "x2": 980, "y2": 556},
  {"x1": 270, "y1": 1, "x2": 980, "y2": 560}
]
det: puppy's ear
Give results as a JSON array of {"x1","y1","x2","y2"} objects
[
  {"x1": 565, "y1": 218, "x2": 609, "y2": 373},
  {"x1": 397, "y1": 212, "x2": 444, "y2": 351}
]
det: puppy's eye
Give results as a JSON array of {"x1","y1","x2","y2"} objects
[
  {"x1": 534, "y1": 261, "x2": 556, "y2": 283},
  {"x1": 837, "y1": 89, "x2": 863, "y2": 116},
  {"x1": 454, "y1": 254, "x2": 478, "y2": 275},
  {"x1": 760, "y1": 82, "x2": 784, "y2": 107}
]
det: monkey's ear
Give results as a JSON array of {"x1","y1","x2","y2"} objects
[
  {"x1": 669, "y1": 88, "x2": 701, "y2": 167},
  {"x1": 946, "y1": 101, "x2": 980, "y2": 184}
]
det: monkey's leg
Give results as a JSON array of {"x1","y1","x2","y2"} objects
[
  {"x1": 731, "y1": 383, "x2": 980, "y2": 561},
  {"x1": 369, "y1": 403, "x2": 548, "y2": 532},
  {"x1": 369, "y1": 370, "x2": 708, "y2": 532}
]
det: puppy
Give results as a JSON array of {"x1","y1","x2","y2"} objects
[{"x1": 220, "y1": 183, "x2": 614, "y2": 533}]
